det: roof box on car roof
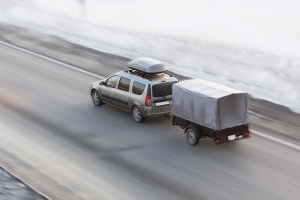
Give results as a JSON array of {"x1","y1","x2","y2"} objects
[{"x1": 127, "y1": 58, "x2": 167, "y2": 74}]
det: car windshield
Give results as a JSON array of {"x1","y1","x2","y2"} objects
[{"x1": 152, "y1": 81, "x2": 177, "y2": 97}]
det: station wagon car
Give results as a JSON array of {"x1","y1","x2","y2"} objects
[{"x1": 90, "y1": 58, "x2": 178, "y2": 122}]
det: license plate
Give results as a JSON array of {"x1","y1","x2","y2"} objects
[
  {"x1": 228, "y1": 135, "x2": 236, "y2": 141},
  {"x1": 155, "y1": 101, "x2": 169, "y2": 106}
]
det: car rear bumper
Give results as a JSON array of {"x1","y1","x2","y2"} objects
[{"x1": 142, "y1": 106, "x2": 170, "y2": 118}]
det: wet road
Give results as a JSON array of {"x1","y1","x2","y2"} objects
[{"x1": 1, "y1": 43, "x2": 300, "y2": 200}]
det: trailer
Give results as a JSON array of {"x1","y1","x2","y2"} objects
[{"x1": 171, "y1": 79, "x2": 250, "y2": 145}]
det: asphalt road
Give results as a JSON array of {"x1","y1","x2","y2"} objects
[{"x1": 1, "y1": 43, "x2": 300, "y2": 200}]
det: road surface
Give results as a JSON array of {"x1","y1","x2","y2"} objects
[{"x1": 1, "y1": 42, "x2": 300, "y2": 200}]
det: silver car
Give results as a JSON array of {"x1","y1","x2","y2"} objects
[{"x1": 90, "y1": 58, "x2": 178, "y2": 122}]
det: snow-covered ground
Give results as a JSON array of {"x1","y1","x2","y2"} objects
[
  {"x1": 0, "y1": 167, "x2": 45, "y2": 199},
  {"x1": 0, "y1": 0, "x2": 299, "y2": 112}
]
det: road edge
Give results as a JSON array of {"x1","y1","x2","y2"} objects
[{"x1": 0, "y1": 165, "x2": 51, "y2": 200}]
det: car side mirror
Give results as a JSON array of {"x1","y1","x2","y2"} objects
[{"x1": 100, "y1": 81, "x2": 105, "y2": 86}]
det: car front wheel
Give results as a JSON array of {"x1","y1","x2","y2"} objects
[{"x1": 92, "y1": 90, "x2": 101, "y2": 106}]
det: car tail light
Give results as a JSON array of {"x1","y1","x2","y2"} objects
[{"x1": 145, "y1": 95, "x2": 151, "y2": 106}]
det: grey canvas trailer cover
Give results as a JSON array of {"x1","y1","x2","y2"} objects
[{"x1": 171, "y1": 79, "x2": 250, "y2": 145}]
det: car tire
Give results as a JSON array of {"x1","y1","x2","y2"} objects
[
  {"x1": 185, "y1": 125, "x2": 200, "y2": 146},
  {"x1": 132, "y1": 106, "x2": 144, "y2": 123},
  {"x1": 91, "y1": 90, "x2": 102, "y2": 106}
]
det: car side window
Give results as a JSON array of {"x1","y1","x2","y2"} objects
[
  {"x1": 106, "y1": 75, "x2": 119, "y2": 88},
  {"x1": 118, "y1": 77, "x2": 131, "y2": 92},
  {"x1": 132, "y1": 81, "x2": 146, "y2": 95}
]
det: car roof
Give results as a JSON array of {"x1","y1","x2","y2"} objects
[{"x1": 127, "y1": 58, "x2": 167, "y2": 74}]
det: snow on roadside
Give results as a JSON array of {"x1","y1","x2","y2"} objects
[
  {"x1": 0, "y1": 0, "x2": 299, "y2": 112},
  {"x1": 0, "y1": 167, "x2": 46, "y2": 200}
]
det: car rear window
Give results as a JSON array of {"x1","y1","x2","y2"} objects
[
  {"x1": 152, "y1": 81, "x2": 177, "y2": 97},
  {"x1": 132, "y1": 81, "x2": 146, "y2": 95}
]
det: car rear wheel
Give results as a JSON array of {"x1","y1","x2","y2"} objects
[
  {"x1": 185, "y1": 125, "x2": 200, "y2": 146},
  {"x1": 132, "y1": 106, "x2": 144, "y2": 123},
  {"x1": 92, "y1": 90, "x2": 101, "y2": 106}
]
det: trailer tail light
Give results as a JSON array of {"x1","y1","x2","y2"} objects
[
  {"x1": 215, "y1": 138, "x2": 225, "y2": 145},
  {"x1": 243, "y1": 132, "x2": 250, "y2": 138},
  {"x1": 145, "y1": 95, "x2": 151, "y2": 106}
]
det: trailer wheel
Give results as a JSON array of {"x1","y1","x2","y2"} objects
[{"x1": 185, "y1": 125, "x2": 200, "y2": 146}]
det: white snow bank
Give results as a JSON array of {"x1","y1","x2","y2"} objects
[{"x1": 0, "y1": 0, "x2": 299, "y2": 112}]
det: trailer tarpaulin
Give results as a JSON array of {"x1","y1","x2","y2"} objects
[{"x1": 172, "y1": 79, "x2": 248, "y2": 130}]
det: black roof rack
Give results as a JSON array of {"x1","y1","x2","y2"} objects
[{"x1": 125, "y1": 69, "x2": 172, "y2": 81}]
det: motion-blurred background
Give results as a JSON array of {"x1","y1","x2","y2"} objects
[{"x1": 1, "y1": 0, "x2": 300, "y2": 112}]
